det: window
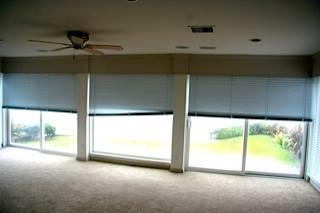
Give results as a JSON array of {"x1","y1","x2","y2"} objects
[
  {"x1": 188, "y1": 117, "x2": 245, "y2": 171},
  {"x1": 43, "y1": 111, "x2": 77, "y2": 154},
  {"x1": 10, "y1": 109, "x2": 40, "y2": 149},
  {"x1": 92, "y1": 115, "x2": 173, "y2": 160},
  {"x1": 246, "y1": 120, "x2": 306, "y2": 175}
]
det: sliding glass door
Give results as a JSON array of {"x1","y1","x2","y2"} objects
[
  {"x1": 8, "y1": 109, "x2": 77, "y2": 155},
  {"x1": 187, "y1": 116, "x2": 307, "y2": 177}
]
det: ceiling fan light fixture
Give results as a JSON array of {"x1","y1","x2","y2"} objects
[{"x1": 67, "y1": 31, "x2": 89, "y2": 48}]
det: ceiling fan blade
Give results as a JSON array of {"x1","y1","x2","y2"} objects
[
  {"x1": 36, "y1": 46, "x2": 72, "y2": 52},
  {"x1": 82, "y1": 47, "x2": 104, "y2": 55},
  {"x1": 28, "y1": 39, "x2": 70, "y2": 46},
  {"x1": 86, "y1": 44, "x2": 123, "y2": 51}
]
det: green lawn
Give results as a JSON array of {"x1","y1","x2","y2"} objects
[
  {"x1": 191, "y1": 135, "x2": 298, "y2": 166},
  {"x1": 44, "y1": 135, "x2": 76, "y2": 148},
  {"x1": 14, "y1": 134, "x2": 298, "y2": 167}
]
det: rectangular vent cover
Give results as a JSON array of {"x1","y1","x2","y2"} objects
[{"x1": 189, "y1": 25, "x2": 215, "y2": 33}]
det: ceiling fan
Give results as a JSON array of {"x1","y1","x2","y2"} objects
[{"x1": 28, "y1": 31, "x2": 123, "y2": 55}]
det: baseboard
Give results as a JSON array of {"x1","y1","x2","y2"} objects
[
  {"x1": 170, "y1": 167, "x2": 184, "y2": 173},
  {"x1": 76, "y1": 156, "x2": 89, "y2": 161},
  {"x1": 90, "y1": 153, "x2": 170, "y2": 170}
]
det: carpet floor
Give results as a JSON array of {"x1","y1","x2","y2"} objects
[{"x1": 0, "y1": 147, "x2": 319, "y2": 213}]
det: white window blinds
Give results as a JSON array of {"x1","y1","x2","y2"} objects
[
  {"x1": 89, "y1": 74, "x2": 173, "y2": 115},
  {"x1": 3, "y1": 73, "x2": 76, "y2": 112},
  {"x1": 189, "y1": 75, "x2": 312, "y2": 121}
]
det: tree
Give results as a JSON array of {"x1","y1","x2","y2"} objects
[{"x1": 45, "y1": 124, "x2": 56, "y2": 139}]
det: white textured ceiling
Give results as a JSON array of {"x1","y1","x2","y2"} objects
[{"x1": 0, "y1": 0, "x2": 319, "y2": 57}]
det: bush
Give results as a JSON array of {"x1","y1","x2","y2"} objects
[
  {"x1": 213, "y1": 127, "x2": 243, "y2": 140},
  {"x1": 249, "y1": 123, "x2": 269, "y2": 135},
  {"x1": 272, "y1": 124, "x2": 303, "y2": 159},
  {"x1": 11, "y1": 124, "x2": 40, "y2": 142},
  {"x1": 268, "y1": 124, "x2": 288, "y2": 136},
  {"x1": 287, "y1": 125, "x2": 303, "y2": 159},
  {"x1": 11, "y1": 123, "x2": 56, "y2": 142},
  {"x1": 274, "y1": 132, "x2": 289, "y2": 149}
]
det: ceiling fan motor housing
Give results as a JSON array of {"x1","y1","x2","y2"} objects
[{"x1": 67, "y1": 31, "x2": 89, "y2": 49}]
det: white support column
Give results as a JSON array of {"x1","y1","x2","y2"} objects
[
  {"x1": 0, "y1": 73, "x2": 2, "y2": 148},
  {"x1": 170, "y1": 74, "x2": 190, "y2": 173},
  {"x1": 40, "y1": 111, "x2": 44, "y2": 151},
  {"x1": 76, "y1": 73, "x2": 90, "y2": 161},
  {"x1": 6, "y1": 109, "x2": 10, "y2": 147},
  {"x1": 241, "y1": 120, "x2": 249, "y2": 174},
  {"x1": 2, "y1": 109, "x2": 7, "y2": 148}
]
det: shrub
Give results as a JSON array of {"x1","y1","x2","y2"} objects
[
  {"x1": 249, "y1": 123, "x2": 270, "y2": 135},
  {"x1": 287, "y1": 125, "x2": 303, "y2": 159},
  {"x1": 11, "y1": 124, "x2": 40, "y2": 142},
  {"x1": 11, "y1": 123, "x2": 57, "y2": 142},
  {"x1": 274, "y1": 132, "x2": 289, "y2": 149},
  {"x1": 213, "y1": 127, "x2": 243, "y2": 139},
  {"x1": 268, "y1": 124, "x2": 288, "y2": 136}
]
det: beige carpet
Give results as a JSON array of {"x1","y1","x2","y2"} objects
[{"x1": 0, "y1": 148, "x2": 319, "y2": 213}]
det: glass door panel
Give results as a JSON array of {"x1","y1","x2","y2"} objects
[
  {"x1": 10, "y1": 109, "x2": 40, "y2": 149},
  {"x1": 245, "y1": 120, "x2": 305, "y2": 176},
  {"x1": 43, "y1": 111, "x2": 77, "y2": 154},
  {"x1": 188, "y1": 117, "x2": 245, "y2": 171},
  {"x1": 92, "y1": 115, "x2": 173, "y2": 160}
]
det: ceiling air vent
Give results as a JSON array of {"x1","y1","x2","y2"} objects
[
  {"x1": 188, "y1": 25, "x2": 215, "y2": 33},
  {"x1": 200, "y1": 46, "x2": 216, "y2": 50}
]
